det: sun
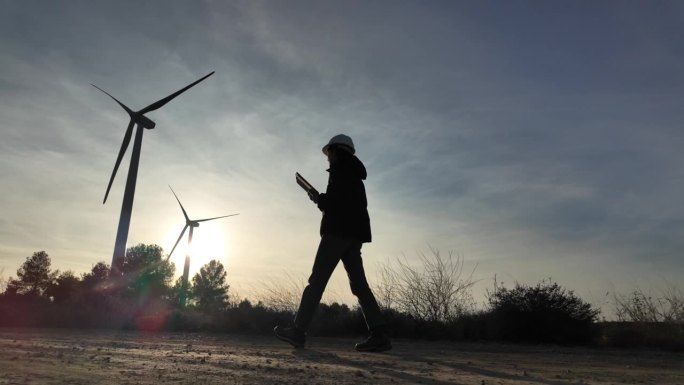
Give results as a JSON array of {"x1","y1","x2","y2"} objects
[{"x1": 164, "y1": 225, "x2": 231, "y2": 279}]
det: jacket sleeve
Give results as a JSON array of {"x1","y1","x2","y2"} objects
[{"x1": 317, "y1": 193, "x2": 328, "y2": 211}]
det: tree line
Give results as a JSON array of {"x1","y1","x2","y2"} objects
[
  {"x1": 0, "y1": 245, "x2": 682, "y2": 351},
  {"x1": 0, "y1": 245, "x2": 231, "y2": 329}
]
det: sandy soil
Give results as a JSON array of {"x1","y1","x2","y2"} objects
[{"x1": 0, "y1": 328, "x2": 682, "y2": 385}]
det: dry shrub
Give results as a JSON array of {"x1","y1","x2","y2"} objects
[
  {"x1": 0, "y1": 268, "x2": 6, "y2": 293},
  {"x1": 256, "y1": 273, "x2": 305, "y2": 313},
  {"x1": 255, "y1": 271, "x2": 345, "y2": 313},
  {"x1": 374, "y1": 259, "x2": 399, "y2": 311},
  {"x1": 613, "y1": 284, "x2": 684, "y2": 323},
  {"x1": 376, "y1": 247, "x2": 476, "y2": 323}
]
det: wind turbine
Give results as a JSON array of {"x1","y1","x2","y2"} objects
[
  {"x1": 92, "y1": 71, "x2": 214, "y2": 276},
  {"x1": 168, "y1": 186, "x2": 238, "y2": 307}
]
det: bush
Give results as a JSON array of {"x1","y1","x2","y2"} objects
[
  {"x1": 486, "y1": 278, "x2": 600, "y2": 344},
  {"x1": 598, "y1": 322, "x2": 684, "y2": 351},
  {"x1": 309, "y1": 303, "x2": 367, "y2": 337}
]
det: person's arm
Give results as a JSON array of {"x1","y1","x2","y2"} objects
[{"x1": 308, "y1": 190, "x2": 319, "y2": 204}]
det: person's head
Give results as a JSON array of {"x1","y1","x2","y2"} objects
[{"x1": 322, "y1": 134, "x2": 355, "y2": 163}]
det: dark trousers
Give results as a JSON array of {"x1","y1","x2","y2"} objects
[{"x1": 294, "y1": 234, "x2": 384, "y2": 332}]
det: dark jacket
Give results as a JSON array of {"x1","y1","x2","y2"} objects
[{"x1": 316, "y1": 152, "x2": 372, "y2": 243}]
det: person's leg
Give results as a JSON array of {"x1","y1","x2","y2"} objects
[
  {"x1": 340, "y1": 242, "x2": 384, "y2": 331},
  {"x1": 341, "y1": 243, "x2": 391, "y2": 352},
  {"x1": 293, "y1": 234, "x2": 348, "y2": 331}
]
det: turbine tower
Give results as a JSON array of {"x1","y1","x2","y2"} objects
[
  {"x1": 168, "y1": 186, "x2": 238, "y2": 307},
  {"x1": 93, "y1": 72, "x2": 214, "y2": 277}
]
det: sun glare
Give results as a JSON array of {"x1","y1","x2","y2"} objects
[{"x1": 164, "y1": 225, "x2": 231, "y2": 279}]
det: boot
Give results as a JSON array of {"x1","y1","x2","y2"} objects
[
  {"x1": 274, "y1": 325, "x2": 306, "y2": 349},
  {"x1": 355, "y1": 328, "x2": 392, "y2": 352}
]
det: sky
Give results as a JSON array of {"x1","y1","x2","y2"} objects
[{"x1": 1, "y1": 1, "x2": 683, "y2": 313}]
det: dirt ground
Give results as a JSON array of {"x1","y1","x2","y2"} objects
[{"x1": 0, "y1": 328, "x2": 682, "y2": 385}]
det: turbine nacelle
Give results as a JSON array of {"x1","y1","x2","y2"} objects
[{"x1": 132, "y1": 112, "x2": 156, "y2": 129}]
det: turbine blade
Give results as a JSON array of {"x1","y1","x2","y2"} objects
[
  {"x1": 103, "y1": 120, "x2": 135, "y2": 204},
  {"x1": 91, "y1": 84, "x2": 135, "y2": 116},
  {"x1": 169, "y1": 186, "x2": 190, "y2": 222},
  {"x1": 196, "y1": 213, "x2": 239, "y2": 223},
  {"x1": 138, "y1": 71, "x2": 214, "y2": 114},
  {"x1": 168, "y1": 225, "x2": 188, "y2": 260}
]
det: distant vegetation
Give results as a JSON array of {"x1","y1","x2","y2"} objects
[
  {"x1": 613, "y1": 285, "x2": 684, "y2": 323},
  {"x1": 0, "y1": 246, "x2": 682, "y2": 351},
  {"x1": 0, "y1": 268, "x2": 7, "y2": 294}
]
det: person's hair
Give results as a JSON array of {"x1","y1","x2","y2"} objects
[
  {"x1": 327, "y1": 145, "x2": 352, "y2": 165},
  {"x1": 329, "y1": 145, "x2": 353, "y2": 157}
]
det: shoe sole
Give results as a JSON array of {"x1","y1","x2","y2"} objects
[
  {"x1": 355, "y1": 343, "x2": 392, "y2": 352},
  {"x1": 274, "y1": 331, "x2": 305, "y2": 349}
]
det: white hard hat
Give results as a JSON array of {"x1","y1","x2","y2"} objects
[{"x1": 322, "y1": 134, "x2": 355, "y2": 155}]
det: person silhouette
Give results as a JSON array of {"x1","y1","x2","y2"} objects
[{"x1": 274, "y1": 134, "x2": 391, "y2": 352}]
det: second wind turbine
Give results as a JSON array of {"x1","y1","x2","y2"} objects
[{"x1": 168, "y1": 186, "x2": 238, "y2": 307}]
